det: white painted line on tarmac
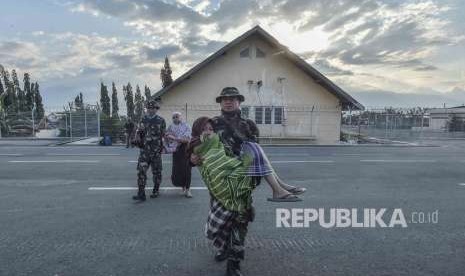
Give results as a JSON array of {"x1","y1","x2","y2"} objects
[
  {"x1": 271, "y1": 160, "x2": 334, "y2": 163},
  {"x1": 458, "y1": 183, "x2": 465, "y2": 186},
  {"x1": 88, "y1": 187, "x2": 207, "y2": 191},
  {"x1": 9, "y1": 160, "x2": 100, "y2": 163},
  {"x1": 0, "y1": 154, "x2": 24, "y2": 156},
  {"x1": 360, "y1": 159, "x2": 436, "y2": 163},
  {"x1": 46, "y1": 153, "x2": 120, "y2": 156}
]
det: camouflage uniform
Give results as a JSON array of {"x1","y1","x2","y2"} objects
[
  {"x1": 137, "y1": 114, "x2": 166, "y2": 192},
  {"x1": 211, "y1": 87, "x2": 259, "y2": 276},
  {"x1": 134, "y1": 107, "x2": 166, "y2": 199}
]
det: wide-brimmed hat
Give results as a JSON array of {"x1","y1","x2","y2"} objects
[{"x1": 215, "y1": 87, "x2": 245, "y2": 103}]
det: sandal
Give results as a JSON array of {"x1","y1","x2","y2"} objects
[
  {"x1": 286, "y1": 187, "x2": 307, "y2": 195},
  {"x1": 267, "y1": 194, "x2": 302, "y2": 202}
]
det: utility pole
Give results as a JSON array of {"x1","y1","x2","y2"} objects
[
  {"x1": 32, "y1": 103, "x2": 36, "y2": 137},
  {"x1": 84, "y1": 105, "x2": 88, "y2": 138},
  {"x1": 69, "y1": 108, "x2": 73, "y2": 140}
]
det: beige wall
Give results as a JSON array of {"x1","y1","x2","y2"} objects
[
  {"x1": 427, "y1": 108, "x2": 465, "y2": 130},
  {"x1": 158, "y1": 34, "x2": 342, "y2": 144}
]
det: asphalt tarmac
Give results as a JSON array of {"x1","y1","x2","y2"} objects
[{"x1": 0, "y1": 144, "x2": 464, "y2": 275}]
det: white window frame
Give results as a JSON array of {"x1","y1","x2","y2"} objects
[{"x1": 252, "y1": 106, "x2": 284, "y2": 125}]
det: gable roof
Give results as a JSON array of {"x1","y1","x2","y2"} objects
[{"x1": 153, "y1": 25, "x2": 364, "y2": 110}]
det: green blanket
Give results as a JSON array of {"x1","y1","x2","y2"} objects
[{"x1": 194, "y1": 133, "x2": 254, "y2": 213}]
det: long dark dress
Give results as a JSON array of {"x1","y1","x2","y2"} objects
[{"x1": 171, "y1": 143, "x2": 192, "y2": 189}]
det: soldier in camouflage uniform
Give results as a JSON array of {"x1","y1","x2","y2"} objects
[
  {"x1": 189, "y1": 87, "x2": 259, "y2": 276},
  {"x1": 132, "y1": 100, "x2": 166, "y2": 201}
]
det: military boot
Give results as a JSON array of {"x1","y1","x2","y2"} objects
[
  {"x1": 150, "y1": 189, "x2": 159, "y2": 198},
  {"x1": 132, "y1": 188, "x2": 146, "y2": 201},
  {"x1": 226, "y1": 260, "x2": 242, "y2": 276},
  {"x1": 215, "y1": 249, "x2": 228, "y2": 262}
]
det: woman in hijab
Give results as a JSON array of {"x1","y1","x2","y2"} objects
[{"x1": 165, "y1": 112, "x2": 193, "y2": 197}]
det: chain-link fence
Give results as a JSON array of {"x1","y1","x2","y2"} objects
[
  {"x1": 0, "y1": 110, "x2": 37, "y2": 137},
  {"x1": 342, "y1": 107, "x2": 465, "y2": 143},
  {"x1": 158, "y1": 104, "x2": 342, "y2": 144},
  {"x1": 2, "y1": 104, "x2": 464, "y2": 144},
  {"x1": 0, "y1": 105, "x2": 104, "y2": 140},
  {"x1": 56, "y1": 105, "x2": 101, "y2": 139}
]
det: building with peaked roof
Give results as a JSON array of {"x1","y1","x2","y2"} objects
[{"x1": 154, "y1": 25, "x2": 363, "y2": 144}]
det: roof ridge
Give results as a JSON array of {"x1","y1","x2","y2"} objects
[{"x1": 153, "y1": 25, "x2": 363, "y2": 110}]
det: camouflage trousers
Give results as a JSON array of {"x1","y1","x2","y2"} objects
[{"x1": 137, "y1": 151, "x2": 162, "y2": 192}]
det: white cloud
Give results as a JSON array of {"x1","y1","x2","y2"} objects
[{"x1": 2, "y1": 0, "x2": 465, "y2": 107}]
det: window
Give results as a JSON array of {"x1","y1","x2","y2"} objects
[
  {"x1": 241, "y1": 106, "x2": 249, "y2": 119},
  {"x1": 240, "y1": 47, "x2": 250, "y2": 58},
  {"x1": 265, "y1": 107, "x2": 272, "y2": 124},
  {"x1": 274, "y1": 107, "x2": 283, "y2": 124},
  {"x1": 255, "y1": 107, "x2": 263, "y2": 124},
  {"x1": 256, "y1": 47, "x2": 266, "y2": 58},
  {"x1": 254, "y1": 106, "x2": 284, "y2": 125}
]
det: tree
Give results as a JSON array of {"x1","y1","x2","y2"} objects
[
  {"x1": 74, "y1": 92, "x2": 84, "y2": 110},
  {"x1": 160, "y1": 56, "x2": 173, "y2": 88},
  {"x1": 0, "y1": 72, "x2": 4, "y2": 98},
  {"x1": 33, "y1": 82, "x2": 44, "y2": 119},
  {"x1": 0, "y1": 68, "x2": 4, "y2": 112},
  {"x1": 134, "y1": 85, "x2": 144, "y2": 122},
  {"x1": 111, "y1": 82, "x2": 119, "y2": 118},
  {"x1": 24, "y1": 73, "x2": 34, "y2": 111},
  {"x1": 0, "y1": 72, "x2": 4, "y2": 122},
  {"x1": 100, "y1": 82, "x2": 111, "y2": 117},
  {"x1": 12, "y1": 70, "x2": 26, "y2": 112},
  {"x1": 2, "y1": 69, "x2": 16, "y2": 112},
  {"x1": 123, "y1": 83, "x2": 134, "y2": 120},
  {"x1": 144, "y1": 85, "x2": 151, "y2": 102}
]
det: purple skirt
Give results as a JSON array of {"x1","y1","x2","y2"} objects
[{"x1": 240, "y1": 142, "x2": 274, "y2": 177}]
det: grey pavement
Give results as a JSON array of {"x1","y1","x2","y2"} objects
[{"x1": 0, "y1": 144, "x2": 464, "y2": 275}]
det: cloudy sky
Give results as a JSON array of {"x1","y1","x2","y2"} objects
[{"x1": 1, "y1": 0, "x2": 464, "y2": 108}]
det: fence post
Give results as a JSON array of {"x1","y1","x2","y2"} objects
[
  {"x1": 420, "y1": 112, "x2": 424, "y2": 138},
  {"x1": 32, "y1": 106, "x2": 36, "y2": 138},
  {"x1": 310, "y1": 105, "x2": 314, "y2": 138},
  {"x1": 97, "y1": 108, "x2": 101, "y2": 138},
  {"x1": 69, "y1": 109, "x2": 73, "y2": 140},
  {"x1": 385, "y1": 112, "x2": 388, "y2": 139},
  {"x1": 84, "y1": 107, "x2": 88, "y2": 138},
  {"x1": 65, "y1": 113, "x2": 68, "y2": 137}
]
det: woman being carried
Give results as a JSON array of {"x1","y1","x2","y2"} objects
[{"x1": 189, "y1": 116, "x2": 304, "y2": 206}]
